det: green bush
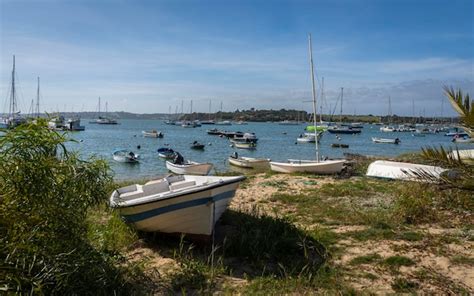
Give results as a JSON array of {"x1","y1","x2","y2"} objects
[{"x1": 0, "y1": 121, "x2": 134, "y2": 294}]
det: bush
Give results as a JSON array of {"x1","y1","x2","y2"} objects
[{"x1": 0, "y1": 121, "x2": 134, "y2": 294}]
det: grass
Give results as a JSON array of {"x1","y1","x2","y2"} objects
[
  {"x1": 391, "y1": 277, "x2": 419, "y2": 293},
  {"x1": 349, "y1": 253, "x2": 382, "y2": 265},
  {"x1": 382, "y1": 256, "x2": 415, "y2": 268},
  {"x1": 450, "y1": 255, "x2": 474, "y2": 266}
]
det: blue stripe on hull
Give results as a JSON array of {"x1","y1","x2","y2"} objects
[{"x1": 122, "y1": 190, "x2": 236, "y2": 223}]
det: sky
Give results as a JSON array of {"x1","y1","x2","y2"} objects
[{"x1": 0, "y1": 0, "x2": 473, "y2": 116}]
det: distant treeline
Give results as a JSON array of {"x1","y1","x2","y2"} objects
[{"x1": 12, "y1": 109, "x2": 458, "y2": 124}]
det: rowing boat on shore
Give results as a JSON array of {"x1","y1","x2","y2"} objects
[
  {"x1": 110, "y1": 174, "x2": 245, "y2": 235},
  {"x1": 366, "y1": 160, "x2": 447, "y2": 181},
  {"x1": 228, "y1": 155, "x2": 271, "y2": 168}
]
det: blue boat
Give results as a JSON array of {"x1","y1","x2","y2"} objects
[{"x1": 157, "y1": 147, "x2": 175, "y2": 159}]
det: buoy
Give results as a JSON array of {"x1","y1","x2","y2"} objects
[{"x1": 137, "y1": 145, "x2": 141, "y2": 150}]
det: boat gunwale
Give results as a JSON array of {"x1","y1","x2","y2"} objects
[{"x1": 111, "y1": 176, "x2": 245, "y2": 209}]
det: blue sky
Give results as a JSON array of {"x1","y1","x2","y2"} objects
[{"x1": 1, "y1": 0, "x2": 472, "y2": 116}]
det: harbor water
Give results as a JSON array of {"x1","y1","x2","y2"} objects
[{"x1": 66, "y1": 120, "x2": 473, "y2": 180}]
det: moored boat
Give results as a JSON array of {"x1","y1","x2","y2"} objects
[
  {"x1": 109, "y1": 174, "x2": 245, "y2": 235},
  {"x1": 372, "y1": 137, "x2": 400, "y2": 144},
  {"x1": 113, "y1": 149, "x2": 139, "y2": 163},
  {"x1": 191, "y1": 141, "x2": 205, "y2": 150},
  {"x1": 157, "y1": 147, "x2": 175, "y2": 159},
  {"x1": 233, "y1": 142, "x2": 257, "y2": 149},
  {"x1": 331, "y1": 143, "x2": 349, "y2": 148},
  {"x1": 142, "y1": 130, "x2": 163, "y2": 138}
]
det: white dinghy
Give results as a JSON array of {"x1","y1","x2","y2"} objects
[
  {"x1": 372, "y1": 137, "x2": 400, "y2": 144},
  {"x1": 110, "y1": 175, "x2": 245, "y2": 235},
  {"x1": 166, "y1": 161, "x2": 213, "y2": 175},
  {"x1": 366, "y1": 160, "x2": 447, "y2": 181},
  {"x1": 270, "y1": 34, "x2": 345, "y2": 174},
  {"x1": 165, "y1": 152, "x2": 213, "y2": 175},
  {"x1": 113, "y1": 149, "x2": 139, "y2": 163},
  {"x1": 228, "y1": 154, "x2": 271, "y2": 169}
]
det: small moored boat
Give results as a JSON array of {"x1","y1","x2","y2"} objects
[
  {"x1": 165, "y1": 152, "x2": 213, "y2": 175},
  {"x1": 233, "y1": 142, "x2": 257, "y2": 149},
  {"x1": 113, "y1": 149, "x2": 139, "y2": 163},
  {"x1": 110, "y1": 174, "x2": 245, "y2": 235},
  {"x1": 331, "y1": 143, "x2": 349, "y2": 148},
  {"x1": 372, "y1": 137, "x2": 400, "y2": 144},
  {"x1": 142, "y1": 130, "x2": 163, "y2": 138},
  {"x1": 191, "y1": 141, "x2": 205, "y2": 150},
  {"x1": 157, "y1": 147, "x2": 175, "y2": 159}
]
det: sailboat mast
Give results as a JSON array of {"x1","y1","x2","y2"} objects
[
  {"x1": 208, "y1": 100, "x2": 212, "y2": 121},
  {"x1": 36, "y1": 77, "x2": 39, "y2": 118},
  {"x1": 10, "y1": 55, "x2": 16, "y2": 116},
  {"x1": 98, "y1": 97, "x2": 101, "y2": 116},
  {"x1": 340, "y1": 87, "x2": 343, "y2": 124},
  {"x1": 308, "y1": 34, "x2": 319, "y2": 162},
  {"x1": 320, "y1": 77, "x2": 324, "y2": 123}
]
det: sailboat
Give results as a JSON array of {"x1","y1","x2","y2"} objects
[
  {"x1": 90, "y1": 98, "x2": 118, "y2": 124},
  {"x1": 380, "y1": 96, "x2": 396, "y2": 132},
  {"x1": 270, "y1": 34, "x2": 345, "y2": 174},
  {"x1": 327, "y1": 87, "x2": 361, "y2": 134},
  {"x1": 1, "y1": 56, "x2": 26, "y2": 128}
]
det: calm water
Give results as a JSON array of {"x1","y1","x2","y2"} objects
[{"x1": 66, "y1": 120, "x2": 473, "y2": 180}]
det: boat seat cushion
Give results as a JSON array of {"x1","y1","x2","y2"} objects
[{"x1": 169, "y1": 180, "x2": 196, "y2": 191}]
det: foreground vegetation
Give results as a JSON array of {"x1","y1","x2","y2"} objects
[{"x1": 1, "y1": 86, "x2": 472, "y2": 293}]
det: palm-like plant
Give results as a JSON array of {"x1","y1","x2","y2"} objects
[{"x1": 444, "y1": 86, "x2": 473, "y2": 137}]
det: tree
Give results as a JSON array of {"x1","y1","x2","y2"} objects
[
  {"x1": 444, "y1": 86, "x2": 473, "y2": 137},
  {"x1": 0, "y1": 120, "x2": 129, "y2": 294}
]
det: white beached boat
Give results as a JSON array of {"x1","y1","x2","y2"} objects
[
  {"x1": 113, "y1": 149, "x2": 139, "y2": 163},
  {"x1": 270, "y1": 34, "x2": 345, "y2": 175},
  {"x1": 449, "y1": 149, "x2": 474, "y2": 164},
  {"x1": 142, "y1": 130, "x2": 163, "y2": 138},
  {"x1": 366, "y1": 160, "x2": 447, "y2": 181},
  {"x1": 110, "y1": 174, "x2": 245, "y2": 235},
  {"x1": 372, "y1": 137, "x2": 400, "y2": 144},
  {"x1": 270, "y1": 159, "x2": 346, "y2": 174},
  {"x1": 166, "y1": 160, "x2": 213, "y2": 175},
  {"x1": 228, "y1": 155, "x2": 271, "y2": 168}
]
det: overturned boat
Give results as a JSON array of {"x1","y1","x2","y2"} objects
[
  {"x1": 366, "y1": 160, "x2": 447, "y2": 181},
  {"x1": 110, "y1": 174, "x2": 245, "y2": 235}
]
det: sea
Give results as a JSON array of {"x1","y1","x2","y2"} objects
[{"x1": 65, "y1": 120, "x2": 473, "y2": 180}]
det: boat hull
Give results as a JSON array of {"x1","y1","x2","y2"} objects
[
  {"x1": 166, "y1": 161, "x2": 213, "y2": 175},
  {"x1": 270, "y1": 159, "x2": 345, "y2": 174},
  {"x1": 228, "y1": 157, "x2": 270, "y2": 168},
  {"x1": 366, "y1": 160, "x2": 447, "y2": 181},
  {"x1": 111, "y1": 176, "x2": 244, "y2": 235}
]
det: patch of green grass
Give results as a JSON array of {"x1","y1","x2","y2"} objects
[
  {"x1": 450, "y1": 255, "x2": 474, "y2": 266},
  {"x1": 391, "y1": 277, "x2": 419, "y2": 292},
  {"x1": 243, "y1": 264, "x2": 355, "y2": 294},
  {"x1": 398, "y1": 231, "x2": 424, "y2": 242},
  {"x1": 346, "y1": 225, "x2": 396, "y2": 241},
  {"x1": 382, "y1": 255, "x2": 415, "y2": 268},
  {"x1": 220, "y1": 207, "x2": 327, "y2": 278},
  {"x1": 87, "y1": 207, "x2": 137, "y2": 252},
  {"x1": 261, "y1": 180, "x2": 288, "y2": 189},
  {"x1": 349, "y1": 253, "x2": 382, "y2": 265}
]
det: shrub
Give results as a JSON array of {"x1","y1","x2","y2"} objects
[{"x1": 0, "y1": 121, "x2": 133, "y2": 294}]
